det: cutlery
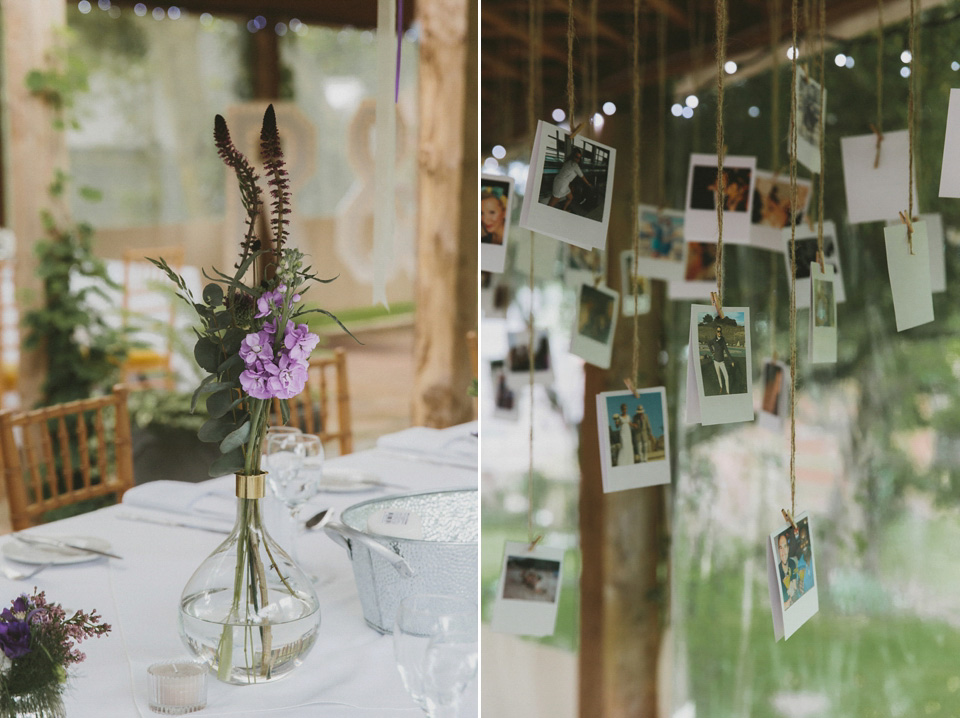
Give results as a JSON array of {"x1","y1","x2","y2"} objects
[
  {"x1": 14, "y1": 535, "x2": 122, "y2": 560},
  {"x1": 116, "y1": 512, "x2": 231, "y2": 534},
  {"x1": 304, "y1": 509, "x2": 329, "y2": 530},
  {"x1": 0, "y1": 562, "x2": 53, "y2": 581}
]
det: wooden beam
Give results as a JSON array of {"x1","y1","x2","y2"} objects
[
  {"x1": 481, "y1": 53, "x2": 526, "y2": 82},
  {"x1": 543, "y1": 0, "x2": 629, "y2": 50},
  {"x1": 412, "y1": 0, "x2": 475, "y2": 427},
  {"x1": 482, "y1": 11, "x2": 569, "y2": 64}
]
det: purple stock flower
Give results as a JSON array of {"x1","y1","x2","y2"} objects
[
  {"x1": 238, "y1": 330, "x2": 274, "y2": 366},
  {"x1": 239, "y1": 360, "x2": 275, "y2": 400},
  {"x1": 283, "y1": 321, "x2": 319, "y2": 361},
  {"x1": 255, "y1": 287, "x2": 285, "y2": 319},
  {"x1": 0, "y1": 620, "x2": 31, "y2": 659},
  {"x1": 265, "y1": 354, "x2": 308, "y2": 400}
]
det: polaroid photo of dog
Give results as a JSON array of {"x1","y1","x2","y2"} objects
[
  {"x1": 619, "y1": 251, "x2": 652, "y2": 317},
  {"x1": 595, "y1": 388, "x2": 670, "y2": 492},
  {"x1": 758, "y1": 359, "x2": 789, "y2": 432},
  {"x1": 684, "y1": 154, "x2": 757, "y2": 244},
  {"x1": 767, "y1": 513, "x2": 819, "y2": 641},
  {"x1": 563, "y1": 245, "x2": 605, "y2": 287},
  {"x1": 841, "y1": 130, "x2": 919, "y2": 224},
  {"x1": 781, "y1": 220, "x2": 846, "y2": 308},
  {"x1": 481, "y1": 270, "x2": 512, "y2": 318},
  {"x1": 795, "y1": 67, "x2": 825, "y2": 174},
  {"x1": 686, "y1": 305, "x2": 754, "y2": 426},
  {"x1": 668, "y1": 241, "x2": 717, "y2": 300},
  {"x1": 519, "y1": 120, "x2": 617, "y2": 251},
  {"x1": 490, "y1": 359, "x2": 519, "y2": 421},
  {"x1": 491, "y1": 541, "x2": 565, "y2": 636},
  {"x1": 809, "y1": 263, "x2": 838, "y2": 364},
  {"x1": 480, "y1": 173, "x2": 514, "y2": 273},
  {"x1": 750, "y1": 170, "x2": 812, "y2": 252},
  {"x1": 506, "y1": 329, "x2": 554, "y2": 384},
  {"x1": 634, "y1": 205, "x2": 687, "y2": 281},
  {"x1": 884, "y1": 219, "x2": 934, "y2": 332},
  {"x1": 571, "y1": 284, "x2": 619, "y2": 369}
]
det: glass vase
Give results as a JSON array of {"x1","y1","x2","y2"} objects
[
  {"x1": 5, "y1": 690, "x2": 66, "y2": 718},
  {"x1": 177, "y1": 474, "x2": 320, "y2": 685}
]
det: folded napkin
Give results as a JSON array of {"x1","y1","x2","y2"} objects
[
  {"x1": 376, "y1": 421, "x2": 478, "y2": 469},
  {"x1": 121, "y1": 480, "x2": 236, "y2": 520}
]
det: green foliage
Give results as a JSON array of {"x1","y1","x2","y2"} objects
[
  {"x1": 128, "y1": 389, "x2": 209, "y2": 433},
  {"x1": 23, "y1": 30, "x2": 90, "y2": 131}
]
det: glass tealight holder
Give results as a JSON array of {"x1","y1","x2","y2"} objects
[{"x1": 147, "y1": 660, "x2": 207, "y2": 715}]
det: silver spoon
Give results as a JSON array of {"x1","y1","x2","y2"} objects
[
  {"x1": 1, "y1": 562, "x2": 53, "y2": 581},
  {"x1": 304, "y1": 509, "x2": 330, "y2": 530}
]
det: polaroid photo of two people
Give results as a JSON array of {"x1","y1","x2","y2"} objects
[
  {"x1": 491, "y1": 541, "x2": 565, "y2": 637},
  {"x1": 520, "y1": 121, "x2": 617, "y2": 251},
  {"x1": 767, "y1": 513, "x2": 819, "y2": 641},
  {"x1": 595, "y1": 388, "x2": 671, "y2": 493},
  {"x1": 686, "y1": 305, "x2": 754, "y2": 426}
]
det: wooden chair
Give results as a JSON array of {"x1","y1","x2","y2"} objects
[
  {"x1": 0, "y1": 384, "x2": 135, "y2": 530},
  {"x1": 271, "y1": 348, "x2": 353, "y2": 456},
  {"x1": 0, "y1": 258, "x2": 18, "y2": 409},
  {"x1": 121, "y1": 246, "x2": 185, "y2": 390}
]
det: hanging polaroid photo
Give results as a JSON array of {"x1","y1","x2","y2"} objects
[
  {"x1": 939, "y1": 89, "x2": 960, "y2": 198},
  {"x1": 519, "y1": 120, "x2": 616, "y2": 251},
  {"x1": 758, "y1": 359, "x2": 789, "y2": 432},
  {"x1": 781, "y1": 220, "x2": 846, "y2": 308},
  {"x1": 514, "y1": 228, "x2": 562, "y2": 282},
  {"x1": 684, "y1": 153, "x2": 757, "y2": 244},
  {"x1": 619, "y1": 251, "x2": 652, "y2": 317},
  {"x1": 809, "y1": 262, "x2": 838, "y2": 364},
  {"x1": 480, "y1": 173, "x2": 514, "y2": 273},
  {"x1": 686, "y1": 304, "x2": 754, "y2": 426},
  {"x1": 491, "y1": 541, "x2": 565, "y2": 637},
  {"x1": 506, "y1": 329, "x2": 553, "y2": 384},
  {"x1": 840, "y1": 130, "x2": 919, "y2": 224},
  {"x1": 795, "y1": 66, "x2": 825, "y2": 174},
  {"x1": 667, "y1": 241, "x2": 717, "y2": 300},
  {"x1": 563, "y1": 245, "x2": 605, "y2": 287},
  {"x1": 595, "y1": 388, "x2": 670, "y2": 492},
  {"x1": 767, "y1": 512, "x2": 819, "y2": 641},
  {"x1": 571, "y1": 284, "x2": 619, "y2": 369},
  {"x1": 490, "y1": 359, "x2": 519, "y2": 421},
  {"x1": 884, "y1": 219, "x2": 934, "y2": 331},
  {"x1": 634, "y1": 205, "x2": 687, "y2": 281},
  {"x1": 750, "y1": 170, "x2": 812, "y2": 252},
  {"x1": 921, "y1": 213, "x2": 947, "y2": 293},
  {"x1": 481, "y1": 270, "x2": 512, "y2": 318}
]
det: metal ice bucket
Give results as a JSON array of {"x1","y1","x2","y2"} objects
[{"x1": 324, "y1": 489, "x2": 477, "y2": 633}]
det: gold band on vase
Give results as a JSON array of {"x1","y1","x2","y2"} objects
[{"x1": 236, "y1": 473, "x2": 266, "y2": 499}]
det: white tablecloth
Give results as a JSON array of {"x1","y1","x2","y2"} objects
[{"x1": 0, "y1": 425, "x2": 478, "y2": 717}]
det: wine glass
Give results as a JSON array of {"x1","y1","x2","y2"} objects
[
  {"x1": 394, "y1": 594, "x2": 477, "y2": 717},
  {"x1": 262, "y1": 433, "x2": 323, "y2": 571}
]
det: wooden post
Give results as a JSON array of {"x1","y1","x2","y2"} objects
[
  {"x1": 412, "y1": 0, "x2": 477, "y2": 427},
  {"x1": 578, "y1": 112, "x2": 666, "y2": 717},
  {"x1": 1, "y1": 0, "x2": 69, "y2": 410}
]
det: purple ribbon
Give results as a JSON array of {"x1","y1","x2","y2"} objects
[{"x1": 395, "y1": 0, "x2": 403, "y2": 102}]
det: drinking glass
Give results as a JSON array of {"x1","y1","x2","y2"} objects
[
  {"x1": 262, "y1": 433, "x2": 323, "y2": 569},
  {"x1": 394, "y1": 594, "x2": 477, "y2": 717}
]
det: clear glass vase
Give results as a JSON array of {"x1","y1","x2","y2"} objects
[
  {"x1": 177, "y1": 476, "x2": 320, "y2": 685},
  {"x1": 6, "y1": 690, "x2": 66, "y2": 718}
]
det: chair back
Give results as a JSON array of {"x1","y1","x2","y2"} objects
[
  {"x1": 122, "y1": 246, "x2": 185, "y2": 390},
  {"x1": 271, "y1": 348, "x2": 353, "y2": 456},
  {"x1": 0, "y1": 258, "x2": 18, "y2": 408},
  {"x1": 0, "y1": 385, "x2": 135, "y2": 530}
]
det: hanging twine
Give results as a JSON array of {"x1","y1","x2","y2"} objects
[
  {"x1": 567, "y1": 0, "x2": 576, "y2": 131},
  {"x1": 770, "y1": 0, "x2": 782, "y2": 359},
  {"x1": 873, "y1": 0, "x2": 885, "y2": 168},
  {"x1": 714, "y1": 0, "x2": 727, "y2": 305},
  {"x1": 657, "y1": 11, "x2": 668, "y2": 206},
  {"x1": 589, "y1": 0, "x2": 598, "y2": 135},
  {"x1": 816, "y1": 0, "x2": 826, "y2": 261},
  {"x1": 906, "y1": 0, "x2": 917, "y2": 250},
  {"x1": 631, "y1": 0, "x2": 642, "y2": 384},
  {"x1": 788, "y1": 0, "x2": 800, "y2": 520}
]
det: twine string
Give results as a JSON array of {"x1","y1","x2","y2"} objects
[
  {"x1": 874, "y1": 0, "x2": 885, "y2": 167},
  {"x1": 714, "y1": 0, "x2": 727, "y2": 304},
  {"x1": 631, "y1": 0, "x2": 642, "y2": 384},
  {"x1": 907, "y1": 0, "x2": 917, "y2": 250},
  {"x1": 770, "y1": 0, "x2": 782, "y2": 358},
  {"x1": 657, "y1": 10, "x2": 668, "y2": 206},
  {"x1": 589, "y1": 0, "x2": 598, "y2": 135},
  {"x1": 816, "y1": 0, "x2": 826, "y2": 260},
  {"x1": 567, "y1": 0, "x2": 576, "y2": 129},
  {"x1": 788, "y1": 0, "x2": 800, "y2": 520}
]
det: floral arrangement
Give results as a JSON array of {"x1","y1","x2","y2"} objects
[{"x1": 0, "y1": 590, "x2": 110, "y2": 717}]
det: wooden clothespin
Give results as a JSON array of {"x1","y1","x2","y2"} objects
[
  {"x1": 623, "y1": 377, "x2": 640, "y2": 398},
  {"x1": 781, "y1": 508, "x2": 797, "y2": 531},
  {"x1": 710, "y1": 291, "x2": 724, "y2": 320},
  {"x1": 569, "y1": 121, "x2": 585, "y2": 139},
  {"x1": 899, "y1": 210, "x2": 915, "y2": 255},
  {"x1": 815, "y1": 250, "x2": 825, "y2": 274},
  {"x1": 527, "y1": 534, "x2": 543, "y2": 552},
  {"x1": 870, "y1": 123, "x2": 884, "y2": 169}
]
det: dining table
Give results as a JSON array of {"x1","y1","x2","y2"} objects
[{"x1": 0, "y1": 421, "x2": 479, "y2": 717}]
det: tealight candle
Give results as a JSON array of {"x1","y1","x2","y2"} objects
[{"x1": 147, "y1": 660, "x2": 207, "y2": 715}]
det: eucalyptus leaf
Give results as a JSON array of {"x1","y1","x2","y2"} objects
[
  {"x1": 191, "y1": 380, "x2": 236, "y2": 413},
  {"x1": 198, "y1": 414, "x2": 241, "y2": 443},
  {"x1": 206, "y1": 389, "x2": 242, "y2": 419},
  {"x1": 219, "y1": 420, "x2": 251, "y2": 453},
  {"x1": 194, "y1": 337, "x2": 221, "y2": 373},
  {"x1": 222, "y1": 327, "x2": 246, "y2": 354},
  {"x1": 203, "y1": 283, "x2": 224, "y2": 307},
  {"x1": 209, "y1": 448, "x2": 245, "y2": 477},
  {"x1": 218, "y1": 353, "x2": 244, "y2": 374}
]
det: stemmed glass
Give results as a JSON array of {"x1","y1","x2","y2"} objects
[
  {"x1": 394, "y1": 594, "x2": 478, "y2": 718},
  {"x1": 262, "y1": 432, "x2": 323, "y2": 572}
]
